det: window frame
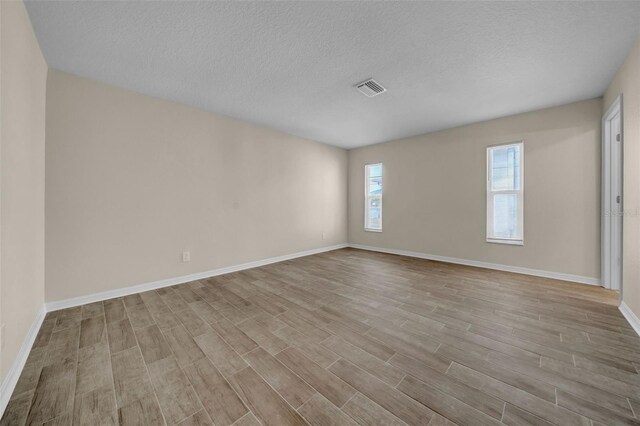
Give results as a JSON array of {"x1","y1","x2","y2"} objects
[
  {"x1": 364, "y1": 163, "x2": 383, "y2": 232},
  {"x1": 486, "y1": 141, "x2": 524, "y2": 245}
]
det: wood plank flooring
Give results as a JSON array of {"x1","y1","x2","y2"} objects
[{"x1": 2, "y1": 248, "x2": 638, "y2": 426}]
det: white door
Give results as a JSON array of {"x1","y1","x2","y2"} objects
[{"x1": 602, "y1": 96, "x2": 623, "y2": 291}]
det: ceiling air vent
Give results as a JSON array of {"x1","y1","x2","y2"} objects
[{"x1": 355, "y1": 79, "x2": 387, "y2": 97}]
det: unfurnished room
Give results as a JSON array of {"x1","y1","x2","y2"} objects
[{"x1": 1, "y1": 1, "x2": 640, "y2": 425}]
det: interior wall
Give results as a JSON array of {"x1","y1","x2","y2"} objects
[
  {"x1": 349, "y1": 98, "x2": 602, "y2": 281},
  {"x1": 0, "y1": 1, "x2": 48, "y2": 382},
  {"x1": 605, "y1": 38, "x2": 640, "y2": 318},
  {"x1": 45, "y1": 70, "x2": 348, "y2": 302}
]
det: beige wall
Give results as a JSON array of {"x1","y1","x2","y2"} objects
[
  {"x1": 45, "y1": 70, "x2": 348, "y2": 302},
  {"x1": 605, "y1": 38, "x2": 640, "y2": 318},
  {"x1": 0, "y1": 1, "x2": 48, "y2": 382},
  {"x1": 349, "y1": 99, "x2": 602, "y2": 280}
]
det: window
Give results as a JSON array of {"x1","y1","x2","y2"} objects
[
  {"x1": 365, "y1": 163, "x2": 382, "y2": 231},
  {"x1": 487, "y1": 142, "x2": 523, "y2": 245}
]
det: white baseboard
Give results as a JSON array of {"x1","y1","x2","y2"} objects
[
  {"x1": 45, "y1": 243, "x2": 349, "y2": 312},
  {"x1": 42, "y1": 241, "x2": 602, "y2": 313},
  {"x1": 0, "y1": 305, "x2": 46, "y2": 416},
  {"x1": 619, "y1": 302, "x2": 640, "y2": 337},
  {"x1": 348, "y1": 244, "x2": 601, "y2": 286}
]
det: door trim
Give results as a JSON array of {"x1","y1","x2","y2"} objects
[{"x1": 602, "y1": 95, "x2": 623, "y2": 292}]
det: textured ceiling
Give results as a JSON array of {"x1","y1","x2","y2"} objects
[{"x1": 26, "y1": 1, "x2": 640, "y2": 149}]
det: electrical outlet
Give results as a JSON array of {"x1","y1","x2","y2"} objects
[
  {"x1": 182, "y1": 251, "x2": 191, "y2": 262},
  {"x1": 322, "y1": 232, "x2": 326, "y2": 240}
]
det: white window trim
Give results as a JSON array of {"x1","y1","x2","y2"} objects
[
  {"x1": 486, "y1": 142, "x2": 524, "y2": 245},
  {"x1": 365, "y1": 163, "x2": 382, "y2": 232}
]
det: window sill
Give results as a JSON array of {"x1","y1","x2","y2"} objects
[
  {"x1": 364, "y1": 228, "x2": 382, "y2": 233},
  {"x1": 487, "y1": 238, "x2": 523, "y2": 246}
]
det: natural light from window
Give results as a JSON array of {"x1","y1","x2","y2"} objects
[
  {"x1": 487, "y1": 143, "x2": 523, "y2": 244},
  {"x1": 365, "y1": 163, "x2": 382, "y2": 231}
]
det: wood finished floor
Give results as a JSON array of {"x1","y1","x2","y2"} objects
[{"x1": 2, "y1": 248, "x2": 638, "y2": 426}]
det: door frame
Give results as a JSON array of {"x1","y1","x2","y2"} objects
[{"x1": 602, "y1": 95, "x2": 623, "y2": 292}]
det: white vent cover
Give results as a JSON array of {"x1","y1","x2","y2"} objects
[{"x1": 355, "y1": 79, "x2": 387, "y2": 97}]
